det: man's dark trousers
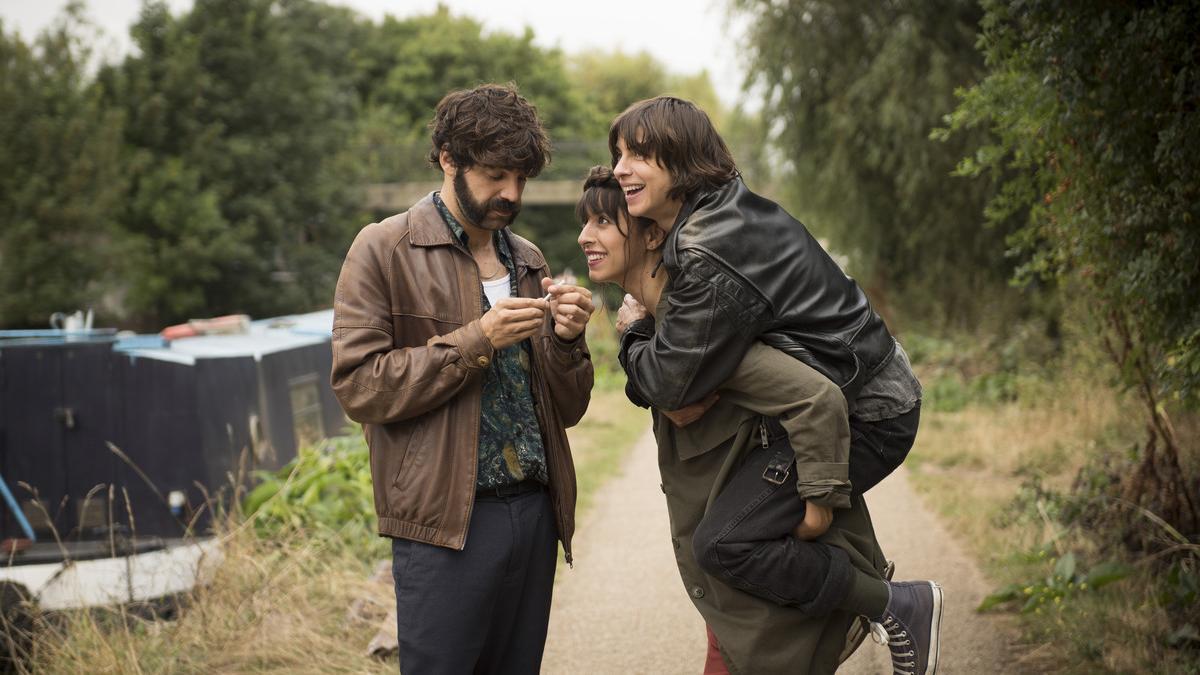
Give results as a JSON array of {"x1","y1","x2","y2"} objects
[{"x1": 390, "y1": 487, "x2": 558, "y2": 674}]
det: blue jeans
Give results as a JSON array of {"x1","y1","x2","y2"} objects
[{"x1": 849, "y1": 402, "x2": 921, "y2": 495}]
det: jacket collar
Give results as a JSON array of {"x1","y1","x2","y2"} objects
[
  {"x1": 407, "y1": 191, "x2": 545, "y2": 270},
  {"x1": 663, "y1": 176, "x2": 743, "y2": 273}
]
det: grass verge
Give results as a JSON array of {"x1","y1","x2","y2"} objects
[
  {"x1": 908, "y1": 349, "x2": 1199, "y2": 673},
  {"x1": 567, "y1": 385, "x2": 650, "y2": 518}
]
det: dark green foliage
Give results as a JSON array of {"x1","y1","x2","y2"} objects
[
  {"x1": 353, "y1": 8, "x2": 591, "y2": 184},
  {"x1": 358, "y1": 8, "x2": 588, "y2": 138},
  {"x1": 978, "y1": 550, "x2": 1132, "y2": 613},
  {"x1": 731, "y1": 0, "x2": 1023, "y2": 326},
  {"x1": 243, "y1": 432, "x2": 384, "y2": 560},
  {"x1": 941, "y1": 0, "x2": 1200, "y2": 537},
  {"x1": 943, "y1": 0, "x2": 1200, "y2": 410},
  {"x1": 0, "y1": 10, "x2": 125, "y2": 327},
  {"x1": 98, "y1": 0, "x2": 367, "y2": 327},
  {"x1": 511, "y1": 205, "x2": 591, "y2": 279},
  {"x1": 979, "y1": 550, "x2": 1128, "y2": 612},
  {"x1": 0, "y1": 1, "x2": 745, "y2": 329}
]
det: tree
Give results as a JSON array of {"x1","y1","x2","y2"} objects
[
  {"x1": 942, "y1": 0, "x2": 1200, "y2": 537},
  {"x1": 353, "y1": 7, "x2": 594, "y2": 185},
  {"x1": 358, "y1": 7, "x2": 588, "y2": 136},
  {"x1": 0, "y1": 9, "x2": 125, "y2": 328},
  {"x1": 2, "y1": 1, "x2": 754, "y2": 326},
  {"x1": 100, "y1": 0, "x2": 367, "y2": 327},
  {"x1": 730, "y1": 0, "x2": 1020, "y2": 326},
  {"x1": 567, "y1": 48, "x2": 735, "y2": 147},
  {"x1": 568, "y1": 50, "x2": 673, "y2": 138}
]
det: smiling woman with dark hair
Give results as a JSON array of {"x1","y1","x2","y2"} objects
[
  {"x1": 604, "y1": 95, "x2": 943, "y2": 674},
  {"x1": 575, "y1": 164, "x2": 919, "y2": 673}
]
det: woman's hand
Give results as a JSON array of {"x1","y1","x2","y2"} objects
[
  {"x1": 542, "y1": 277, "x2": 594, "y2": 340},
  {"x1": 792, "y1": 502, "x2": 833, "y2": 540},
  {"x1": 615, "y1": 294, "x2": 648, "y2": 334},
  {"x1": 661, "y1": 392, "x2": 720, "y2": 427}
]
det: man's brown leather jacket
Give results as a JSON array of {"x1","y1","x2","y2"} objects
[{"x1": 330, "y1": 194, "x2": 592, "y2": 561}]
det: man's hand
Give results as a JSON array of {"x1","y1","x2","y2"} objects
[
  {"x1": 615, "y1": 294, "x2": 648, "y2": 334},
  {"x1": 792, "y1": 501, "x2": 833, "y2": 540},
  {"x1": 661, "y1": 391, "x2": 720, "y2": 428},
  {"x1": 541, "y1": 277, "x2": 594, "y2": 340},
  {"x1": 479, "y1": 297, "x2": 548, "y2": 350}
]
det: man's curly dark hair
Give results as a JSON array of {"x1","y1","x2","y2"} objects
[{"x1": 428, "y1": 83, "x2": 551, "y2": 178}]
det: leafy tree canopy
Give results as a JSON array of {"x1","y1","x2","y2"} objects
[
  {"x1": 0, "y1": 0, "x2": 740, "y2": 328},
  {"x1": 942, "y1": 0, "x2": 1200, "y2": 408},
  {"x1": 732, "y1": 0, "x2": 1021, "y2": 326},
  {"x1": 97, "y1": 0, "x2": 367, "y2": 327},
  {"x1": 0, "y1": 8, "x2": 125, "y2": 327}
]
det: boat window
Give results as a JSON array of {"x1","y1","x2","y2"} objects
[{"x1": 288, "y1": 375, "x2": 323, "y2": 448}]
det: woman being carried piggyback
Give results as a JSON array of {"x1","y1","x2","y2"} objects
[{"x1": 576, "y1": 163, "x2": 940, "y2": 674}]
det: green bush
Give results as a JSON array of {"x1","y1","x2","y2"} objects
[
  {"x1": 979, "y1": 550, "x2": 1132, "y2": 614},
  {"x1": 242, "y1": 431, "x2": 385, "y2": 560}
]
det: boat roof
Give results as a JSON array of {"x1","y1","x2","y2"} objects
[
  {"x1": 0, "y1": 310, "x2": 334, "y2": 366},
  {"x1": 116, "y1": 309, "x2": 334, "y2": 365}
]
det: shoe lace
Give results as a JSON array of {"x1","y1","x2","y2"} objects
[{"x1": 871, "y1": 616, "x2": 917, "y2": 675}]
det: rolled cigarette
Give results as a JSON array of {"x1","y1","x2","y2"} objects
[{"x1": 542, "y1": 273, "x2": 573, "y2": 302}]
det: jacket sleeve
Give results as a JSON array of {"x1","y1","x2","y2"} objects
[
  {"x1": 330, "y1": 224, "x2": 492, "y2": 425},
  {"x1": 618, "y1": 250, "x2": 769, "y2": 411},
  {"x1": 718, "y1": 343, "x2": 852, "y2": 510},
  {"x1": 537, "y1": 312, "x2": 594, "y2": 429}
]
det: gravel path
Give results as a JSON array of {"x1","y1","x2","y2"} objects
[
  {"x1": 542, "y1": 427, "x2": 1025, "y2": 674},
  {"x1": 542, "y1": 428, "x2": 706, "y2": 674}
]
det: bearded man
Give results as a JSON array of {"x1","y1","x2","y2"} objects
[{"x1": 331, "y1": 83, "x2": 595, "y2": 674}]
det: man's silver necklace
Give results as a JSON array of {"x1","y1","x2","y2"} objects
[{"x1": 477, "y1": 256, "x2": 506, "y2": 280}]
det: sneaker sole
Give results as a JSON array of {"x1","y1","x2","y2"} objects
[{"x1": 927, "y1": 581, "x2": 944, "y2": 675}]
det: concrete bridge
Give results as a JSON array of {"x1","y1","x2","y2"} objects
[
  {"x1": 364, "y1": 180, "x2": 582, "y2": 211},
  {"x1": 359, "y1": 139, "x2": 607, "y2": 211}
]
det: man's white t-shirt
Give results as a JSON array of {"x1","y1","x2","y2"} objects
[{"x1": 482, "y1": 274, "x2": 512, "y2": 308}]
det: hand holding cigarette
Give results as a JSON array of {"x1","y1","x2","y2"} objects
[
  {"x1": 480, "y1": 296, "x2": 550, "y2": 350},
  {"x1": 540, "y1": 274, "x2": 594, "y2": 341}
]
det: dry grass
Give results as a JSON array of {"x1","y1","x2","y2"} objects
[
  {"x1": 30, "y1": 527, "x2": 392, "y2": 674},
  {"x1": 908, "y1": 376, "x2": 1127, "y2": 556},
  {"x1": 909, "y1": 371, "x2": 1200, "y2": 673}
]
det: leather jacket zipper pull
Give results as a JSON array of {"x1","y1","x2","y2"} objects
[{"x1": 759, "y1": 419, "x2": 769, "y2": 448}]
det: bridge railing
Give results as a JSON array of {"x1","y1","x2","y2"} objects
[
  {"x1": 356, "y1": 139, "x2": 611, "y2": 183},
  {"x1": 358, "y1": 139, "x2": 610, "y2": 210}
]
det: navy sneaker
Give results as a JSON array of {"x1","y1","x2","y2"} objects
[
  {"x1": 872, "y1": 580, "x2": 943, "y2": 675},
  {"x1": 838, "y1": 559, "x2": 896, "y2": 664}
]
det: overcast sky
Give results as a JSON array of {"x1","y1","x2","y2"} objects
[{"x1": 0, "y1": 0, "x2": 752, "y2": 107}]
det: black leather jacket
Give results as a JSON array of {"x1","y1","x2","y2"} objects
[{"x1": 619, "y1": 177, "x2": 896, "y2": 411}]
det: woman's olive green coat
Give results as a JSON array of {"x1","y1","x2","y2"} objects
[{"x1": 654, "y1": 343, "x2": 888, "y2": 674}]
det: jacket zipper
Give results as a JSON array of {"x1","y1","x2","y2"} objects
[{"x1": 520, "y1": 267, "x2": 575, "y2": 567}]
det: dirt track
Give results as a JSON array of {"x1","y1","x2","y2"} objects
[{"x1": 542, "y1": 427, "x2": 1026, "y2": 674}]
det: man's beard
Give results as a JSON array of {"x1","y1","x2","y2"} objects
[{"x1": 454, "y1": 171, "x2": 520, "y2": 230}]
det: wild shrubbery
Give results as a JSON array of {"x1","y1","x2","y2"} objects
[{"x1": 243, "y1": 431, "x2": 385, "y2": 562}]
